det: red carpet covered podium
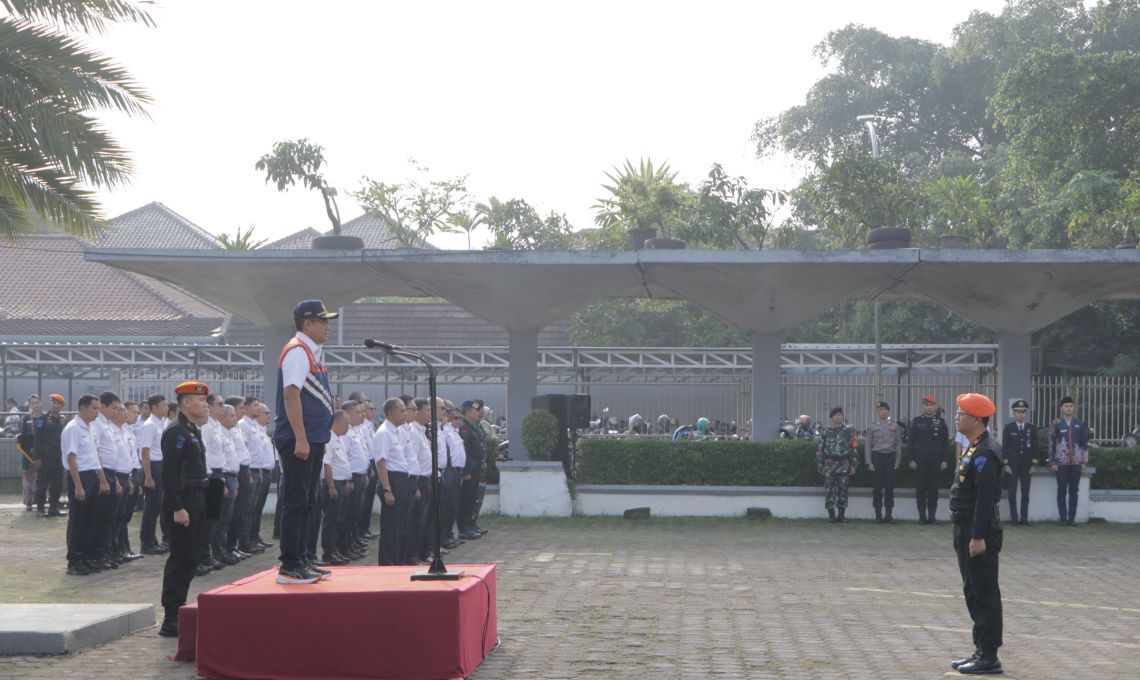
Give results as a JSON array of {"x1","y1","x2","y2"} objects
[{"x1": 193, "y1": 564, "x2": 497, "y2": 680}]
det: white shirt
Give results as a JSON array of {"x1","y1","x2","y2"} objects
[
  {"x1": 92, "y1": 413, "x2": 118, "y2": 470},
  {"x1": 227, "y1": 425, "x2": 250, "y2": 468},
  {"x1": 344, "y1": 425, "x2": 369, "y2": 475},
  {"x1": 139, "y1": 414, "x2": 166, "y2": 462},
  {"x1": 409, "y1": 421, "x2": 432, "y2": 476},
  {"x1": 444, "y1": 423, "x2": 466, "y2": 470},
  {"x1": 373, "y1": 420, "x2": 408, "y2": 473},
  {"x1": 955, "y1": 432, "x2": 970, "y2": 452},
  {"x1": 354, "y1": 423, "x2": 375, "y2": 461},
  {"x1": 399, "y1": 423, "x2": 421, "y2": 475},
  {"x1": 4, "y1": 406, "x2": 19, "y2": 428},
  {"x1": 118, "y1": 422, "x2": 139, "y2": 473},
  {"x1": 220, "y1": 425, "x2": 241, "y2": 472},
  {"x1": 61, "y1": 417, "x2": 100, "y2": 471},
  {"x1": 249, "y1": 421, "x2": 276, "y2": 469},
  {"x1": 280, "y1": 332, "x2": 323, "y2": 390},
  {"x1": 238, "y1": 416, "x2": 260, "y2": 458},
  {"x1": 324, "y1": 432, "x2": 352, "y2": 481},
  {"x1": 202, "y1": 417, "x2": 228, "y2": 470}
]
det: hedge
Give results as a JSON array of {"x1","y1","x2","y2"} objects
[{"x1": 577, "y1": 438, "x2": 1140, "y2": 490}]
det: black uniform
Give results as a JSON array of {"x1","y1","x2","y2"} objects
[
  {"x1": 160, "y1": 414, "x2": 209, "y2": 618},
  {"x1": 906, "y1": 414, "x2": 951, "y2": 522},
  {"x1": 457, "y1": 419, "x2": 485, "y2": 536},
  {"x1": 949, "y1": 431, "x2": 1004, "y2": 661},
  {"x1": 1001, "y1": 420, "x2": 1037, "y2": 524}
]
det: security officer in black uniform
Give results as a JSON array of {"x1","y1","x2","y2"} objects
[
  {"x1": 159, "y1": 381, "x2": 212, "y2": 638},
  {"x1": 33, "y1": 395, "x2": 69, "y2": 516},
  {"x1": 1001, "y1": 399, "x2": 1037, "y2": 526},
  {"x1": 906, "y1": 395, "x2": 951, "y2": 524},
  {"x1": 949, "y1": 393, "x2": 1004, "y2": 675}
]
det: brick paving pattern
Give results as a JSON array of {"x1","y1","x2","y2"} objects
[{"x1": 1, "y1": 504, "x2": 1138, "y2": 679}]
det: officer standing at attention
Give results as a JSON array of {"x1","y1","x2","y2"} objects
[
  {"x1": 275, "y1": 300, "x2": 338, "y2": 585},
  {"x1": 158, "y1": 381, "x2": 211, "y2": 638},
  {"x1": 1002, "y1": 399, "x2": 1037, "y2": 526},
  {"x1": 949, "y1": 393, "x2": 1005, "y2": 675},
  {"x1": 816, "y1": 407, "x2": 857, "y2": 523},
  {"x1": 32, "y1": 395, "x2": 68, "y2": 517},
  {"x1": 907, "y1": 396, "x2": 951, "y2": 524},
  {"x1": 865, "y1": 401, "x2": 902, "y2": 524}
]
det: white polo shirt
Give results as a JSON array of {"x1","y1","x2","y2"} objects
[
  {"x1": 92, "y1": 413, "x2": 118, "y2": 470},
  {"x1": 202, "y1": 417, "x2": 228, "y2": 470},
  {"x1": 409, "y1": 421, "x2": 431, "y2": 476},
  {"x1": 249, "y1": 422, "x2": 276, "y2": 469},
  {"x1": 221, "y1": 425, "x2": 241, "y2": 473},
  {"x1": 139, "y1": 414, "x2": 166, "y2": 462},
  {"x1": 354, "y1": 423, "x2": 375, "y2": 462},
  {"x1": 324, "y1": 432, "x2": 352, "y2": 481},
  {"x1": 373, "y1": 420, "x2": 408, "y2": 474},
  {"x1": 61, "y1": 417, "x2": 100, "y2": 472},
  {"x1": 444, "y1": 423, "x2": 466, "y2": 470},
  {"x1": 280, "y1": 332, "x2": 323, "y2": 390},
  {"x1": 117, "y1": 422, "x2": 138, "y2": 473},
  {"x1": 344, "y1": 426, "x2": 369, "y2": 475}
]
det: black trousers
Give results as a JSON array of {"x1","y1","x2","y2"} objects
[
  {"x1": 953, "y1": 522, "x2": 1003, "y2": 655},
  {"x1": 457, "y1": 461, "x2": 483, "y2": 532},
  {"x1": 378, "y1": 472, "x2": 411, "y2": 566},
  {"x1": 440, "y1": 468, "x2": 461, "y2": 543},
  {"x1": 228, "y1": 465, "x2": 253, "y2": 551},
  {"x1": 140, "y1": 460, "x2": 169, "y2": 547},
  {"x1": 1007, "y1": 465, "x2": 1032, "y2": 521},
  {"x1": 915, "y1": 458, "x2": 943, "y2": 519},
  {"x1": 359, "y1": 467, "x2": 378, "y2": 535},
  {"x1": 252, "y1": 467, "x2": 273, "y2": 543},
  {"x1": 114, "y1": 471, "x2": 140, "y2": 554},
  {"x1": 161, "y1": 489, "x2": 207, "y2": 611},
  {"x1": 65, "y1": 470, "x2": 100, "y2": 564},
  {"x1": 345, "y1": 473, "x2": 365, "y2": 549},
  {"x1": 320, "y1": 480, "x2": 348, "y2": 557},
  {"x1": 211, "y1": 473, "x2": 238, "y2": 555},
  {"x1": 95, "y1": 468, "x2": 120, "y2": 559},
  {"x1": 272, "y1": 465, "x2": 284, "y2": 538},
  {"x1": 35, "y1": 452, "x2": 64, "y2": 512},
  {"x1": 870, "y1": 452, "x2": 896, "y2": 511},
  {"x1": 277, "y1": 439, "x2": 325, "y2": 569},
  {"x1": 414, "y1": 476, "x2": 432, "y2": 561}
]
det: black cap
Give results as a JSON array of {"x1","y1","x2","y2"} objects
[
  {"x1": 293, "y1": 299, "x2": 339, "y2": 321},
  {"x1": 1059, "y1": 396, "x2": 1074, "y2": 407},
  {"x1": 461, "y1": 400, "x2": 477, "y2": 411},
  {"x1": 877, "y1": 401, "x2": 890, "y2": 410},
  {"x1": 829, "y1": 407, "x2": 844, "y2": 418},
  {"x1": 1011, "y1": 399, "x2": 1029, "y2": 411}
]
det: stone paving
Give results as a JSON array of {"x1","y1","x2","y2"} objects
[{"x1": 0, "y1": 500, "x2": 1138, "y2": 679}]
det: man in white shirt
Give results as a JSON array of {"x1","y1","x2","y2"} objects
[
  {"x1": 355, "y1": 397, "x2": 380, "y2": 541},
  {"x1": 62, "y1": 395, "x2": 108, "y2": 575},
  {"x1": 320, "y1": 410, "x2": 353, "y2": 565},
  {"x1": 139, "y1": 394, "x2": 169, "y2": 554},
  {"x1": 374, "y1": 397, "x2": 410, "y2": 566},
  {"x1": 197, "y1": 395, "x2": 227, "y2": 573},
  {"x1": 209, "y1": 405, "x2": 243, "y2": 566},
  {"x1": 113, "y1": 405, "x2": 142, "y2": 562},
  {"x1": 337, "y1": 400, "x2": 369, "y2": 560},
  {"x1": 440, "y1": 401, "x2": 467, "y2": 550},
  {"x1": 224, "y1": 396, "x2": 258, "y2": 556},
  {"x1": 407, "y1": 398, "x2": 435, "y2": 565},
  {"x1": 92, "y1": 392, "x2": 124, "y2": 568},
  {"x1": 241, "y1": 399, "x2": 274, "y2": 551}
]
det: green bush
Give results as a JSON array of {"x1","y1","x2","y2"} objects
[
  {"x1": 484, "y1": 435, "x2": 501, "y2": 485},
  {"x1": 521, "y1": 409, "x2": 560, "y2": 461},
  {"x1": 577, "y1": 438, "x2": 1140, "y2": 490}
]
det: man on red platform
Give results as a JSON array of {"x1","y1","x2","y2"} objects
[{"x1": 274, "y1": 300, "x2": 338, "y2": 585}]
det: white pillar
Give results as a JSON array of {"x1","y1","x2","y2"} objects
[
  {"x1": 751, "y1": 332, "x2": 783, "y2": 441},
  {"x1": 998, "y1": 332, "x2": 1032, "y2": 419},
  {"x1": 263, "y1": 325, "x2": 295, "y2": 417},
  {"x1": 508, "y1": 330, "x2": 539, "y2": 459}
]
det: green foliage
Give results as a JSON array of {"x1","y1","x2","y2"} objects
[
  {"x1": 521, "y1": 409, "x2": 560, "y2": 461},
  {"x1": 255, "y1": 139, "x2": 343, "y2": 234},
  {"x1": 476, "y1": 196, "x2": 574, "y2": 250},
  {"x1": 592, "y1": 158, "x2": 691, "y2": 239},
  {"x1": 353, "y1": 160, "x2": 468, "y2": 247},
  {"x1": 217, "y1": 224, "x2": 267, "y2": 250},
  {"x1": 570, "y1": 299, "x2": 749, "y2": 347},
  {"x1": 924, "y1": 175, "x2": 993, "y2": 244},
  {"x1": 484, "y1": 435, "x2": 500, "y2": 484},
  {"x1": 0, "y1": 0, "x2": 153, "y2": 239},
  {"x1": 579, "y1": 438, "x2": 1140, "y2": 490},
  {"x1": 683, "y1": 163, "x2": 788, "y2": 250}
]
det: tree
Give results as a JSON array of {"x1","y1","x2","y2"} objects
[
  {"x1": 476, "y1": 196, "x2": 574, "y2": 250},
  {"x1": 683, "y1": 164, "x2": 787, "y2": 250},
  {"x1": 0, "y1": 0, "x2": 153, "y2": 239},
  {"x1": 446, "y1": 211, "x2": 484, "y2": 250},
  {"x1": 255, "y1": 139, "x2": 343, "y2": 234},
  {"x1": 592, "y1": 158, "x2": 692, "y2": 242},
  {"x1": 353, "y1": 160, "x2": 467, "y2": 247},
  {"x1": 217, "y1": 224, "x2": 267, "y2": 250}
]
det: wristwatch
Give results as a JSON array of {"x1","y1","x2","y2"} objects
[{"x1": 382, "y1": 487, "x2": 392, "y2": 494}]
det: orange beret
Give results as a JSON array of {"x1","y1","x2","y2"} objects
[
  {"x1": 921, "y1": 395, "x2": 937, "y2": 404},
  {"x1": 174, "y1": 381, "x2": 210, "y2": 397},
  {"x1": 956, "y1": 393, "x2": 995, "y2": 418},
  {"x1": 49, "y1": 394, "x2": 66, "y2": 404}
]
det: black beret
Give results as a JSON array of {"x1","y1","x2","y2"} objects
[{"x1": 829, "y1": 407, "x2": 844, "y2": 418}]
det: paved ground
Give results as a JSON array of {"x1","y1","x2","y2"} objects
[{"x1": 0, "y1": 499, "x2": 1138, "y2": 679}]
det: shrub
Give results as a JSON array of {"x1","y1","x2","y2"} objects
[{"x1": 521, "y1": 409, "x2": 560, "y2": 461}]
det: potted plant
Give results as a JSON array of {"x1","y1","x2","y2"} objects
[
  {"x1": 521, "y1": 409, "x2": 560, "y2": 461},
  {"x1": 593, "y1": 159, "x2": 688, "y2": 250}
]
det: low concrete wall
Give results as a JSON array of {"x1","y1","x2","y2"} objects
[
  {"x1": 497, "y1": 461, "x2": 572, "y2": 517},
  {"x1": 1088, "y1": 490, "x2": 1140, "y2": 523}
]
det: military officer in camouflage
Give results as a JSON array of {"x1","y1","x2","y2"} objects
[{"x1": 816, "y1": 406, "x2": 858, "y2": 523}]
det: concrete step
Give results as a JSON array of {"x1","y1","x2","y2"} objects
[{"x1": 0, "y1": 603, "x2": 154, "y2": 655}]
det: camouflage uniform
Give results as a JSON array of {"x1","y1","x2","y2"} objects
[{"x1": 817, "y1": 424, "x2": 858, "y2": 511}]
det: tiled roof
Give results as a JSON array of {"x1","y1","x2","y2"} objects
[
  {"x1": 336, "y1": 213, "x2": 436, "y2": 250},
  {"x1": 0, "y1": 235, "x2": 227, "y2": 339},
  {"x1": 95, "y1": 202, "x2": 222, "y2": 250},
  {"x1": 220, "y1": 302, "x2": 572, "y2": 346},
  {"x1": 262, "y1": 228, "x2": 322, "y2": 250}
]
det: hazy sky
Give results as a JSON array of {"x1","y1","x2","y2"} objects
[{"x1": 92, "y1": 0, "x2": 1007, "y2": 248}]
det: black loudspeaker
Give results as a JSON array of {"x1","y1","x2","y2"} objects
[{"x1": 568, "y1": 393, "x2": 591, "y2": 429}]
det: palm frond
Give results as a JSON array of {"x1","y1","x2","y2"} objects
[{"x1": 1, "y1": 0, "x2": 154, "y2": 34}]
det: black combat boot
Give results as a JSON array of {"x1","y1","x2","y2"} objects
[
  {"x1": 837, "y1": 508, "x2": 849, "y2": 523},
  {"x1": 158, "y1": 608, "x2": 179, "y2": 638},
  {"x1": 874, "y1": 507, "x2": 883, "y2": 523},
  {"x1": 827, "y1": 508, "x2": 837, "y2": 523},
  {"x1": 918, "y1": 504, "x2": 928, "y2": 524},
  {"x1": 928, "y1": 500, "x2": 939, "y2": 525},
  {"x1": 884, "y1": 508, "x2": 896, "y2": 524}
]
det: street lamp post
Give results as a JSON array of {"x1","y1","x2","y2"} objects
[{"x1": 858, "y1": 115, "x2": 885, "y2": 407}]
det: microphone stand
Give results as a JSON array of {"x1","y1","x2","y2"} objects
[{"x1": 368, "y1": 342, "x2": 462, "y2": 581}]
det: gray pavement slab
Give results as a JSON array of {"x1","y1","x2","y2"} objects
[{"x1": 0, "y1": 603, "x2": 154, "y2": 655}]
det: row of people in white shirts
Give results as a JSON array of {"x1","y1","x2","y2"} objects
[
  {"x1": 61, "y1": 406, "x2": 140, "y2": 476},
  {"x1": 326, "y1": 411, "x2": 466, "y2": 482},
  {"x1": 200, "y1": 406, "x2": 276, "y2": 473}
]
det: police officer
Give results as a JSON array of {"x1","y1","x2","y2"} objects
[
  {"x1": 1002, "y1": 399, "x2": 1037, "y2": 526},
  {"x1": 159, "y1": 381, "x2": 211, "y2": 638},
  {"x1": 31, "y1": 395, "x2": 68, "y2": 517},
  {"x1": 948, "y1": 393, "x2": 1004, "y2": 675},
  {"x1": 865, "y1": 401, "x2": 902, "y2": 524},
  {"x1": 457, "y1": 400, "x2": 486, "y2": 540},
  {"x1": 907, "y1": 395, "x2": 951, "y2": 524}
]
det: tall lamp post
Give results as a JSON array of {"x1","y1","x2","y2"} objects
[{"x1": 857, "y1": 115, "x2": 885, "y2": 407}]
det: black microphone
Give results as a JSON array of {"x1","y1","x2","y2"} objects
[{"x1": 363, "y1": 338, "x2": 396, "y2": 351}]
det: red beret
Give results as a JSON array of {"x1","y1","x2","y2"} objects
[
  {"x1": 49, "y1": 394, "x2": 66, "y2": 404},
  {"x1": 956, "y1": 393, "x2": 995, "y2": 418},
  {"x1": 174, "y1": 381, "x2": 210, "y2": 397},
  {"x1": 921, "y1": 395, "x2": 937, "y2": 404}
]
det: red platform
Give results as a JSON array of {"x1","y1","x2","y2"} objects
[{"x1": 192, "y1": 564, "x2": 497, "y2": 680}]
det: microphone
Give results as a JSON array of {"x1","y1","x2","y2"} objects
[{"x1": 363, "y1": 338, "x2": 397, "y2": 351}]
